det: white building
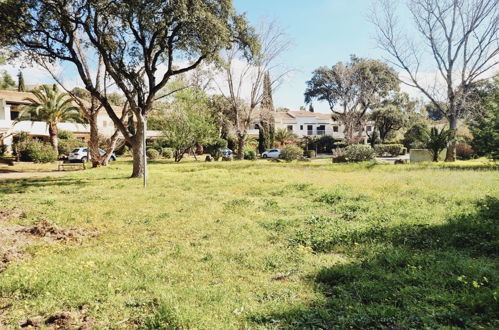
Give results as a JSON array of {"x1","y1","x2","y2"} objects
[
  {"x1": 273, "y1": 110, "x2": 372, "y2": 142},
  {"x1": 0, "y1": 90, "x2": 120, "y2": 152}
]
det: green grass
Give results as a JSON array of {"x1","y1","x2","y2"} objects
[{"x1": 0, "y1": 159, "x2": 498, "y2": 328}]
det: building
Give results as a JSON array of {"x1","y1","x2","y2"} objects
[
  {"x1": 272, "y1": 110, "x2": 373, "y2": 142},
  {"x1": 0, "y1": 90, "x2": 120, "y2": 152}
]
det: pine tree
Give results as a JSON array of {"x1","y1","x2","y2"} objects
[
  {"x1": 17, "y1": 71, "x2": 25, "y2": 92},
  {"x1": 309, "y1": 103, "x2": 314, "y2": 112}
]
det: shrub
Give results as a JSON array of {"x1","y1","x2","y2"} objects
[
  {"x1": 146, "y1": 148, "x2": 160, "y2": 160},
  {"x1": 244, "y1": 149, "x2": 257, "y2": 160},
  {"x1": 58, "y1": 138, "x2": 82, "y2": 156},
  {"x1": 57, "y1": 130, "x2": 75, "y2": 140},
  {"x1": 332, "y1": 148, "x2": 347, "y2": 163},
  {"x1": 456, "y1": 143, "x2": 475, "y2": 160},
  {"x1": 305, "y1": 150, "x2": 316, "y2": 158},
  {"x1": 162, "y1": 147, "x2": 173, "y2": 159},
  {"x1": 374, "y1": 144, "x2": 405, "y2": 156},
  {"x1": 280, "y1": 145, "x2": 303, "y2": 162},
  {"x1": 205, "y1": 138, "x2": 228, "y2": 161},
  {"x1": 0, "y1": 144, "x2": 7, "y2": 156},
  {"x1": 344, "y1": 144, "x2": 374, "y2": 162},
  {"x1": 26, "y1": 141, "x2": 57, "y2": 163}
]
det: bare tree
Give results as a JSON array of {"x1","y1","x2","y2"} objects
[
  {"x1": 216, "y1": 20, "x2": 291, "y2": 159},
  {"x1": 371, "y1": 0, "x2": 498, "y2": 161}
]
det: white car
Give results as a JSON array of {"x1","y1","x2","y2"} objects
[
  {"x1": 262, "y1": 149, "x2": 281, "y2": 159},
  {"x1": 68, "y1": 147, "x2": 117, "y2": 163}
]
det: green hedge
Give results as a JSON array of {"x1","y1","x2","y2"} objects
[
  {"x1": 146, "y1": 148, "x2": 161, "y2": 160},
  {"x1": 374, "y1": 144, "x2": 406, "y2": 156},
  {"x1": 280, "y1": 145, "x2": 304, "y2": 162},
  {"x1": 26, "y1": 141, "x2": 57, "y2": 163},
  {"x1": 345, "y1": 145, "x2": 374, "y2": 162}
]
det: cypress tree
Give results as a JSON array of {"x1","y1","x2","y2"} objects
[
  {"x1": 259, "y1": 71, "x2": 275, "y2": 152},
  {"x1": 17, "y1": 71, "x2": 25, "y2": 92}
]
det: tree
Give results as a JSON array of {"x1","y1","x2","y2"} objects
[
  {"x1": 469, "y1": 76, "x2": 499, "y2": 160},
  {"x1": 0, "y1": 0, "x2": 255, "y2": 178},
  {"x1": 0, "y1": 70, "x2": 15, "y2": 89},
  {"x1": 17, "y1": 71, "x2": 25, "y2": 92},
  {"x1": 370, "y1": 93, "x2": 411, "y2": 142},
  {"x1": 18, "y1": 85, "x2": 82, "y2": 156},
  {"x1": 160, "y1": 89, "x2": 217, "y2": 162},
  {"x1": 275, "y1": 128, "x2": 295, "y2": 147},
  {"x1": 217, "y1": 20, "x2": 290, "y2": 159},
  {"x1": 423, "y1": 127, "x2": 453, "y2": 162},
  {"x1": 371, "y1": 0, "x2": 499, "y2": 161},
  {"x1": 309, "y1": 104, "x2": 315, "y2": 113},
  {"x1": 258, "y1": 71, "x2": 276, "y2": 153},
  {"x1": 305, "y1": 56, "x2": 399, "y2": 144},
  {"x1": 403, "y1": 122, "x2": 430, "y2": 150}
]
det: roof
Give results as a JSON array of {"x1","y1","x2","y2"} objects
[
  {"x1": 0, "y1": 89, "x2": 124, "y2": 114},
  {"x1": 11, "y1": 121, "x2": 89, "y2": 136},
  {"x1": 275, "y1": 111, "x2": 333, "y2": 122}
]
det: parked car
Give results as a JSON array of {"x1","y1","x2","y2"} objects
[
  {"x1": 221, "y1": 148, "x2": 233, "y2": 157},
  {"x1": 262, "y1": 149, "x2": 281, "y2": 159},
  {"x1": 68, "y1": 147, "x2": 117, "y2": 163}
]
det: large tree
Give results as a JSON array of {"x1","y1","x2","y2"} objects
[
  {"x1": 217, "y1": 20, "x2": 290, "y2": 159},
  {"x1": 371, "y1": 0, "x2": 498, "y2": 161},
  {"x1": 0, "y1": 0, "x2": 255, "y2": 177},
  {"x1": 370, "y1": 92, "x2": 413, "y2": 142},
  {"x1": 18, "y1": 85, "x2": 83, "y2": 155},
  {"x1": 305, "y1": 56, "x2": 399, "y2": 144},
  {"x1": 258, "y1": 71, "x2": 276, "y2": 153}
]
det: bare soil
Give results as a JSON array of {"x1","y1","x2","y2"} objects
[{"x1": 20, "y1": 305, "x2": 94, "y2": 329}]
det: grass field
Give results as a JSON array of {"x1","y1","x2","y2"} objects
[{"x1": 0, "y1": 159, "x2": 498, "y2": 329}]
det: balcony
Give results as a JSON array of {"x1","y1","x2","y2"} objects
[{"x1": 307, "y1": 130, "x2": 326, "y2": 136}]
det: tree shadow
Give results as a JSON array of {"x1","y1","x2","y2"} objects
[{"x1": 249, "y1": 196, "x2": 499, "y2": 329}]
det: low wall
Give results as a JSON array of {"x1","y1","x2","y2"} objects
[{"x1": 410, "y1": 149, "x2": 447, "y2": 162}]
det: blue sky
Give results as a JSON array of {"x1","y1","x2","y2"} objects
[
  {"x1": 2, "y1": 0, "x2": 388, "y2": 113},
  {"x1": 234, "y1": 0, "x2": 385, "y2": 112}
]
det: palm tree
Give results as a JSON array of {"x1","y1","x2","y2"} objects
[
  {"x1": 19, "y1": 85, "x2": 82, "y2": 156},
  {"x1": 275, "y1": 128, "x2": 295, "y2": 147},
  {"x1": 424, "y1": 127, "x2": 453, "y2": 162}
]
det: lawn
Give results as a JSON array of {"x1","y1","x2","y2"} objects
[{"x1": 0, "y1": 159, "x2": 498, "y2": 329}]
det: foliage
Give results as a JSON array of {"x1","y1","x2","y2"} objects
[
  {"x1": 146, "y1": 148, "x2": 161, "y2": 160},
  {"x1": 17, "y1": 71, "x2": 25, "y2": 92},
  {"x1": 161, "y1": 148, "x2": 173, "y2": 159},
  {"x1": 18, "y1": 85, "x2": 83, "y2": 155},
  {"x1": 0, "y1": 144, "x2": 7, "y2": 156},
  {"x1": 0, "y1": 70, "x2": 15, "y2": 89},
  {"x1": 280, "y1": 145, "x2": 304, "y2": 162},
  {"x1": 57, "y1": 130, "x2": 75, "y2": 140},
  {"x1": 244, "y1": 149, "x2": 257, "y2": 160},
  {"x1": 374, "y1": 144, "x2": 405, "y2": 157},
  {"x1": 456, "y1": 143, "x2": 475, "y2": 160},
  {"x1": 344, "y1": 144, "x2": 375, "y2": 162},
  {"x1": 370, "y1": 101, "x2": 407, "y2": 142},
  {"x1": 469, "y1": 76, "x2": 499, "y2": 160},
  {"x1": 205, "y1": 138, "x2": 228, "y2": 161},
  {"x1": 403, "y1": 123, "x2": 430, "y2": 150},
  {"x1": 424, "y1": 127, "x2": 453, "y2": 162},
  {"x1": 305, "y1": 56, "x2": 399, "y2": 144},
  {"x1": 26, "y1": 141, "x2": 58, "y2": 163},
  {"x1": 305, "y1": 150, "x2": 316, "y2": 158},
  {"x1": 275, "y1": 128, "x2": 295, "y2": 146},
  {"x1": 158, "y1": 88, "x2": 219, "y2": 162},
  {"x1": 57, "y1": 138, "x2": 82, "y2": 157}
]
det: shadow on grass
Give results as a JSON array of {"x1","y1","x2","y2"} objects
[{"x1": 250, "y1": 196, "x2": 499, "y2": 329}]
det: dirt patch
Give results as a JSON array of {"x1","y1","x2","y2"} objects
[
  {"x1": 20, "y1": 305, "x2": 94, "y2": 329},
  {"x1": 0, "y1": 208, "x2": 98, "y2": 273},
  {"x1": 17, "y1": 220, "x2": 98, "y2": 242}
]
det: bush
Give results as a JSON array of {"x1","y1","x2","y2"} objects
[
  {"x1": 344, "y1": 144, "x2": 374, "y2": 162},
  {"x1": 146, "y1": 148, "x2": 160, "y2": 160},
  {"x1": 0, "y1": 144, "x2": 7, "y2": 156},
  {"x1": 374, "y1": 144, "x2": 405, "y2": 157},
  {"x1": 305, "y1": 150, "x2": 317, "y2": 158},
  {"x1": 58, "y1": 138, "x2": 82, "y2": 156},
  {"x1": 280, "y1": 145, "x2": 304, "y2": 162},
  {"x1": 456, "y1": 143, "x2": 475, "y2": 160},
  {"x1": 205, "y1": 138, "x2": 228, "y2": 161},
  {"x1": 26, "y1": 141, "x2": 57, "y2": 163},
  {"x1": 244, "y1": 149, "x2": 257, "y2": 160},
  {"x1": 162, "y1": 148, "x2": 173, "y2": 159},
  {"x1": 57, "y1": 130, "x2": 75, "y2": 140}
]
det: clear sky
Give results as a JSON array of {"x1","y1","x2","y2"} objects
[{"x1": 233, "y1": 0, "x2": 385, "y2": 113}]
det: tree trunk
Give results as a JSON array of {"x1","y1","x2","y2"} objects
[
  {"x1": 236, "y1": 134, "x2": 246, "y2": 160},
  {"x1": 130, "y1": 118, "x2": 146, "y2": 178},
  {"x1": 445, "y1": 116, "x2": 458, "y2": 162},
  {"x1": 88, "y1": 113, "x2": 101, "y2": 168},
  {"x1": 48, "y1": 123, "x2": 59, "y2": 157}
]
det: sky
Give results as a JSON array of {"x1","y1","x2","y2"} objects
[
  {"x1": 233, "y1": 0, "x2": 387, "y2": 113},
  {"x1": 1, "y1": 0, "x2": 406, "y2": 113}
]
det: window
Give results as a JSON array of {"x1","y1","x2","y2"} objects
[
  {"x1": 254, "y1": 124, "x2": 259, "y2": 129},
  {"x1": 333, "y1": 126, "x2": 339, "y2": 132},
  {"x1": 287, "y1": 125, "x2": 293, "y2": 131},
  {"x1": 366, "y1": 126, "x2": 372, "y2": 132},
  {"x1": 300, "y1": 125, "x2": 303, "y2": 130},
  {"x1": 307, "y1": 125, "x2": 313, "y2": 135}
]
